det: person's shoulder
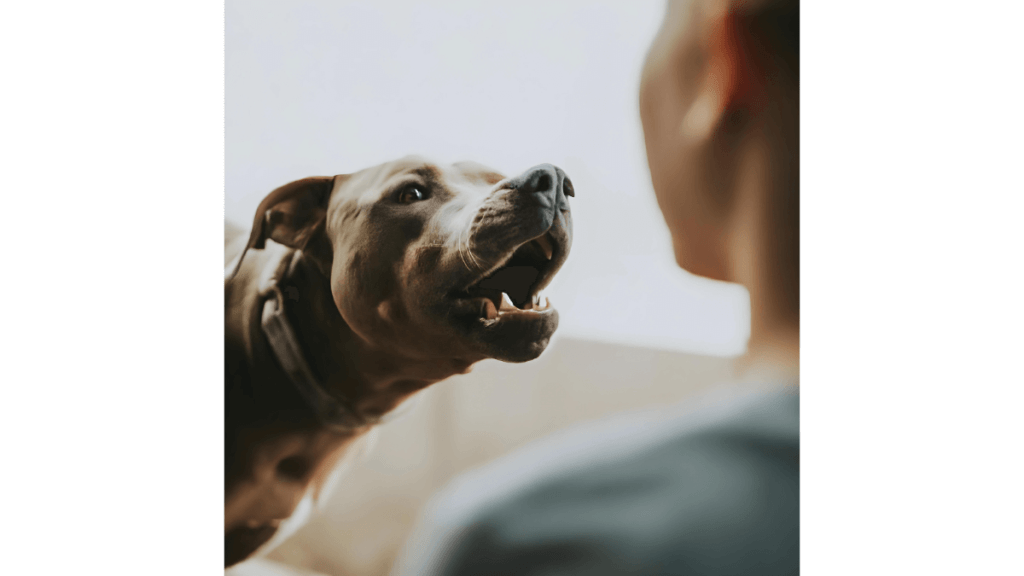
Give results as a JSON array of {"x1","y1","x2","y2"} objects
[
  {"x1": 462, "y1": 386, "x2": 801, "y2": 529},
  {"x1": 446, "y1": 385, "x2": 797, "y2": 504},
  {"x1": 396, "y1": 387, "x2": 799, "y2": 575}
]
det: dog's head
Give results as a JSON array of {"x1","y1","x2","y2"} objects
[{"x1": 234, "y1": 156, "x2": 574, "y2": 363}]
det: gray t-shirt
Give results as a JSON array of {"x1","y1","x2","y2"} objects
[{"x1": 393, "y1": 387, "x2": 799, "y2": 576}]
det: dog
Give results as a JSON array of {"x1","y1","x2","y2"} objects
[{"x1": 224, "y1": 156, "x2": 574, "y2": 567}]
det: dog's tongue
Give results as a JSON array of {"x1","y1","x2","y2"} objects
[{"x1": 483, "y1": 298, "x2": 498, "y2": 320}]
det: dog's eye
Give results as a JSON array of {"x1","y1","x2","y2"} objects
[{"x1": 397, "y1": 186, "x2": 427, "y2": 204}]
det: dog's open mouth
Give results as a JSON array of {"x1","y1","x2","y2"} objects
[{"x1": 463, "y1": 232, "x2": 559, "y2": 322}]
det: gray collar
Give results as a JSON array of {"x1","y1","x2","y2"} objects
[{"x1": 258, "y1": 251, "x2": 379, "y2": 433}]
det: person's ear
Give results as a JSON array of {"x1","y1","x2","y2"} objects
[
  {"x1": 227, "y1": 176, "x2": 337, "y2": 279},
  {"x1": 682, "y1": 5, "x2": 759, "y2": 141}
]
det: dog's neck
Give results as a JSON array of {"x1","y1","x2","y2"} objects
[{"x1": 251, "y1": 249, "x2": 474, "y2": 422}]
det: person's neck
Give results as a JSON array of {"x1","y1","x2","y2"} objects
[
  {"x1": 729, "y1": 126, "x2": 799, "y2": 389},
  {"x1": 736, "y1": 312, "x2": 799, "y2": 387}
]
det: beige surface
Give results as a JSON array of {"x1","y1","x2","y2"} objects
[
  {"x1": 263, "y1": 336, "x2": 739, "y2": 576},
  {"x1": 227, "y1": 558, "x2": 331, "y2": 576}
]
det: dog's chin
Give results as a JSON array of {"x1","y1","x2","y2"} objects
[
  {"x1": 485, "y1": 312, "x2": 558, "y2": 362},
  {"x1": 463, "y1": 306, "x2": 560, "y2": 363},
  {"x1": 485, "y1": 335, "x2": 554, "y2": 363}
]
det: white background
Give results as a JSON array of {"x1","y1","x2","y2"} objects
[{"x1": 226, "y1": 0, "x2": 750, "y2": 356}]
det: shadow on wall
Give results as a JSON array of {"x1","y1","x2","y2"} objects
[{"x1": 261, "y1": 337, "x2": 740, "y2": 576}]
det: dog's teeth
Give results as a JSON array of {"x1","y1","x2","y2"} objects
[
  {"x1": 483, "y1": 299, "x2": 498, "y2": 320},
  {"x1": 499, "y1": 292, "x2": 517, "y2": 311},
  {"x1": 535, "y1": 234, "x2": 554, "y2": 260}
]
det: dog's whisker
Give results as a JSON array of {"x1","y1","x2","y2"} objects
[
  {"x1": 467, "y1": 227, "x2": 485, "y2": 270},
  {"x1": 457, "y1": 225, "x2": 482, "y2": 273},
  {"x1": 466, "y1": 237, "x2": 484, "y2": 271}
]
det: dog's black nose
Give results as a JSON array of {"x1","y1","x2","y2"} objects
[
  {"x1": 513, "y1": 164, "x2": 574, "y2": 208},
  {"x1": 519, "y1": 165, "x2": 557, "y2": 196}
]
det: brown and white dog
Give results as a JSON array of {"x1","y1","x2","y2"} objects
[{"x1": 224, "y1": 156, "x2": 574, "y2": 567}]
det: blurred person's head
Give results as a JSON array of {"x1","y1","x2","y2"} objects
[{"x1": 640, "y1": 0, "x2": 799, "y2": 374}]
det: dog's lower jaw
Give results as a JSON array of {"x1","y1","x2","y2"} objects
[
  {"x1": 485, "y1": 333, "x2": 554, "y2": 363},
  {"x1": 261, "y1": 251, "x2": 492, "y2": 420},
  {"x1": 229, "y1": 244, "x2": 553, "y2": 439}
]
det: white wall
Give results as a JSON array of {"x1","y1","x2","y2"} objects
[{"x1": 226, "y1": 0, "x2": 750, "y2": 356}]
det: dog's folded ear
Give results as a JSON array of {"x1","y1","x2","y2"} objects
[{"x1": 228, "y1": 176, "x2": 336, "y2": 280}]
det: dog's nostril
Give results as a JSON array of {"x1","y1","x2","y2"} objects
[
  {"x1": 533, "y1": 173, "x2": 552, "y2": 194},
  {"x1": 514, "y1": 165, "x2": 568, "y2": 200}
]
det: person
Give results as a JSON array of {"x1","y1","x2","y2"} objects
[{"x1": 391, "y1": 0, "x2": 800, "y2": 573}]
